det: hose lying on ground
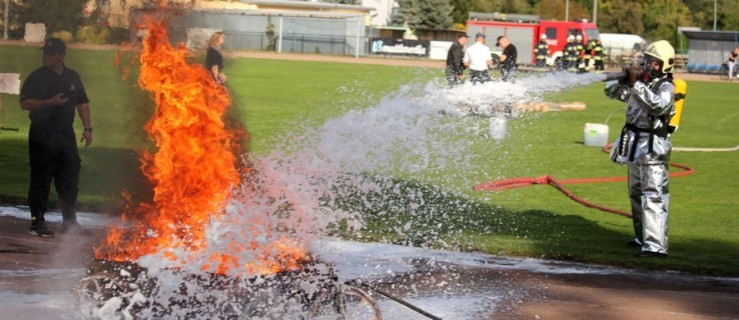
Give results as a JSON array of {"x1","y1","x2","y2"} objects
[
  {"x1": 673, "y1": 144, "x2": 739, "y2": 152},
  {"x1": 345, "y1": 279, "x2": 443, "y2": 320},
  {"x1": 473, "y1": 143, "x2": 702, "y2": 218}
]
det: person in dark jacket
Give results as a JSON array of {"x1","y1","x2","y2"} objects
[
  {"x1": 497, "y1": 36, "x2": 517, "y2": 82},
  {"x1": 445, "y1": 34, "x2": 468, "y2": 86},
  {"x1": 564, "y1": 35, "x2": 578, "y2": 72},
  {"x1": 593, "y1": 39, "x2": 606, "y2": 72},
  {"x1": 20, "y1": 38, "x2": 93, "y2": 238},
  {"x1": 205, "y1": 31, "x2": 226, "y2": 85},
  {"x1": 534, "y1": 34, "x2": 549, "y2": 68}
]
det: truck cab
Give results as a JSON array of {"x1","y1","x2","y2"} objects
[{"x1": 466, "y1": 13, "x2": 600, "y2": 68}]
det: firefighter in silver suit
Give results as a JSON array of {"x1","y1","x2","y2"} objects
[{"x1": 604, "y1": 40, "x2": 676, "y2": 258}]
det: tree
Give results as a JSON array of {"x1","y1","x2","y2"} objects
[
  {"x1": 450, "y1": 0, "x2": 474, "y2": 24},
  {"x1": 535, "y1": 0, "x2": 590, "y2": 21},
  {"x1": 722, "y1": 0, "x2": 739, "y2": 30},
  {"x1": 392, "y1": 0, "x2": 454, "y2": 30},
  {"x1": 596, "y1": 0, "x2": 645, "y2": 35},
  {"x1": 682, "y1": 0, "x2": 717, "y2": 30},
  {"x1": 502, "y1": 0, "x2": 534, "y2": 14},
  {"x1": 642, "y1": 0, "x2": 692, "y2": 44},
  {"x1": 683, "y1": 0, "x2": 739, "y2": 31},
  {"x1": 15, "y1": 0, "x2": 88, "y2": 35},
  {"x1": 470, "y1": 0, "x2": 531, "y2": 13}
]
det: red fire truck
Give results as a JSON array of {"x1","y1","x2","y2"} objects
[{"x1": 466, "y1": 12, "x2": 600, "y2": 68}]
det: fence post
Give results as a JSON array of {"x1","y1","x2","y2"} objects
[
  {"x1": 355, "y1": 20, "x2": 360, "y2": 58},
  {"x1": 277, "y1": 17, "x2": 283, "y2": 53}
]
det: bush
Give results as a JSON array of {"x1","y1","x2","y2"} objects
[
  {"x1": 50, "y1": 30, "x2": 74, "y2": 42},
  {"x1": 108, "y1": 27, "x2": 131, "y2": 44},
  {"x1": 75, "y1": 25, "x2": 109, "y2": 45}
]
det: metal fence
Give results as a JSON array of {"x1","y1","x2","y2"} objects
[
  {"x1": 134, "y1": 9, "x2": 370, "y2": 56},
  {"x1": 224, "y1": 30, "x2": 372, "y2": 56}
]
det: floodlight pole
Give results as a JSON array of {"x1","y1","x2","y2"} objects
[
  {"x1": 593, "y1": 0, "x2": 598, "y2": 24},
  {"x1": 713, "y1": 0, "x2": 717, "y2": 31},
  {"x1": 565, "y1": 0, "x2": 569, "y2": 21},
  {"x1": 4, "y1": 0, "x2": 9, "y2": 39}
]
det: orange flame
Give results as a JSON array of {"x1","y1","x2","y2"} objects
[{"x1": 95, "y1": 17, "x2": 308, "y2": 276}]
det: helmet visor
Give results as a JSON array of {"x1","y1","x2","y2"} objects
[
  {"x1": 644, "y1": 55, "x2": 662, "y2": 70},
  {"x1": 644, "y1": 55, "x2": 664, "y2": 77}
]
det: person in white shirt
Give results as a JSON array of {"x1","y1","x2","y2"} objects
[
  {"x1": 463, "y1": 33, "x2": 493, "y2": 84},
  {"x1": 728, "y1": 47, "x2": 738, "y2": 81}
]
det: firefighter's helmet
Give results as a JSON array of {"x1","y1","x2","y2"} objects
[
  {"x1": 643, "y1": 40, "x2": 675, "y2": 75},
  {"x1": 575, "y1": 34, "x2": 582, "y2": 42},
  {"x1": 540, "y1": 34, "x2": 547, "y2": 40},
  {"x1": 567, "y1": 35, "x2": 574, "y2": 42}
]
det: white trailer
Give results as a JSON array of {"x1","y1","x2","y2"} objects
[{"x1": 599, "y1": 33, "x2": 647, "y2": 57}]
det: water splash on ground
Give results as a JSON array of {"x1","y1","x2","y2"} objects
[{"x1": 81, "y1": 71, "x2": 606, "y2": 318}]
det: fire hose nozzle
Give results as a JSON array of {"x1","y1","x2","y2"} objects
[{"x1": 599, "y1": 70, "x2": 627, "y2": 82}]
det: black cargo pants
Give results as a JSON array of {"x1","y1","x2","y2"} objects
[{"x1": 28, "y1": 126, "x2": 80, "y2": 222}]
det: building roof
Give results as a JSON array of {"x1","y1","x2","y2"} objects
[
  {"x1": 194, "y1": 8, "x2": 366, "y2": 19},
  {"x1": 245, "y1": 0, "x2": 373, "y2": 12},
  {"x1": 682, "y1": 30, "x2": 739, "y2": 42}
]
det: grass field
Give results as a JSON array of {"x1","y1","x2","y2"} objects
[{"x1": 1, "y1": 45, "x2": 737, "y2": 276}]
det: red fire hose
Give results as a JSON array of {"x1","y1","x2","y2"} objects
[{"x1": 473, "y1": 144, "x2": 695, "y2": 218}]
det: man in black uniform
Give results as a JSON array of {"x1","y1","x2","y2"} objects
[
  {"x1": 564, "y1": 35, "x2": 578, "y2": 72},
  {"x1": 445, "y1": 34, "x2": 468, "y2": 86},
  {"x1": 593, "y1": 39, "x2": 605, "y2": 72},
  {"x1": 534, "y1": 34, "x2": 549, "y2": 69},
  {"x1": 497, "y1": 36, "x2": 517, "y2": 82},
  {"x1": 20, "y1": 38, "x2": 93, "y2": 238}
]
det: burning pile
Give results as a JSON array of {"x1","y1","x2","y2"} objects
[{"x1": 95, "y1": 17, "x2": 308, "y2": 276}]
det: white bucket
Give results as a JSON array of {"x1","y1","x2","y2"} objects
[
  {"x1": 583, "y1": 123, "x2": 609, "y2": 147},
  {"x1": 489, "y1": 116, "x2": 507, "y2": 140}
]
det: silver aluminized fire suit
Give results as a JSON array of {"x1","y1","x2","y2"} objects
[{"x1": 605, "y1": 75, "x2": 675, "y2": 255}]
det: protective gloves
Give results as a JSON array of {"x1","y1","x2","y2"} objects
[
  {"x1": 604, "y1": 80, "x2": 627, "y2": 100},
  {"x1": 621, "y1": 66, "x2": 642, "y2": 87}
]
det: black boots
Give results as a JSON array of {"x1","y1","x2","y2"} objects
[{"x1": 28, "y1": 219, "x2": 55, "y2": 238}]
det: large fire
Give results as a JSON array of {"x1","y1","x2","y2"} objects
[{"x1": 95, "y1": 17, "x2": 308, "y2": 276}]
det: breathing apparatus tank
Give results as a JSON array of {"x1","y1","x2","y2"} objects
[{"x1": 669, "y1": 78, "x2": 687, "y2": 133}]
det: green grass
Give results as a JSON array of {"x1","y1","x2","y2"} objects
[
  {"x1": 1, "y1": 45, "x2": 737, "y2": 276},
  {"x1": 455, "y1": 80, "x2": 739, "y2": 275}
]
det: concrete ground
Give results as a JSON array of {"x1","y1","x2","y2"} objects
[{"x1": 2, "y1": 215, "x2": 738, "y2": 319}]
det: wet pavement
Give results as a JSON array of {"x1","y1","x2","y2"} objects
[{"x1": 2, "y1": 214, "x2": 739, "y2": 319}]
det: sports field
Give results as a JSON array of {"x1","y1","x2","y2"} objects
[{"x1": 1, "y1": 44, "x2": 737, "y2": 276}]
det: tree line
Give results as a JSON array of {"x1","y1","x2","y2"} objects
[
  {"x1": 395, "y1": 0, "x2": 739, "y2": 45},
  {"x1": 2, "y1": 0, "x2": 737, "y2": 46}
]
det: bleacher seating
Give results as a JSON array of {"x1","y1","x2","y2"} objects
[
  {"x1": 673, "y1": 54, "x2": 688, "y2": 70},
  {"x1": 686, "y1": 63, "x2": 697, "y2": 73},
  {"x1": 706, "y1": 64, "x2": 720, "y2": 74}
]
